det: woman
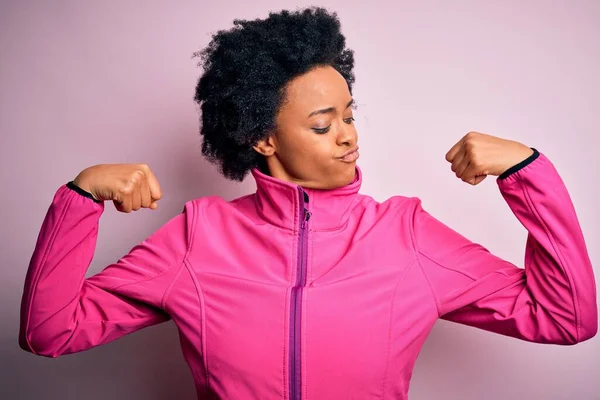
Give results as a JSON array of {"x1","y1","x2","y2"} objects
[{"x1": 19, "y1": 7, "x2": 597, "y2": 400}]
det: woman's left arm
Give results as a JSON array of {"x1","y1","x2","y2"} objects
[{"x1": 413, "y1": 133, "x2": 598, "y2": 344}]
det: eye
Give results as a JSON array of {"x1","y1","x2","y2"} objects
[
  {"x1": 312, "y1": 125, "x2": 331, "y2": 134},
  {"x1": 343, "y1": 116, "x2": 355, "y2": 124}
]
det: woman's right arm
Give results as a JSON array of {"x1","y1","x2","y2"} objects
[{"x1": 19, "y1": 165, "x2": 192, "y2": 357}]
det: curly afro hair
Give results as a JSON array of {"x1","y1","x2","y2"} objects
[{"x1": 193, "y1": 6, "x2": 355, "y2": 181}]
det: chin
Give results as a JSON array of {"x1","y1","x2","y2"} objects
[
  {"x1": 306, "y1": 164, "x2": 356, "y2": 190},
  {"x1": 328, "y1": 163, "x2": 356, "y2": 188},
  {"x1": 343, "y1": 163, "x2": 358, "y2": 183}
]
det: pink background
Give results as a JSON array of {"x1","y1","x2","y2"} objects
[{"x1": 1, "y1": 1, "x2": 599, "y2": 399}]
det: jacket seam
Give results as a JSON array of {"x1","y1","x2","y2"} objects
[
  {"x1": 183, "y1": 258, "x2": 209, "y2": 388},
  {"x1": 381, "y1": 259, "x2": 416, "y2": 396},
  {"x1": 409, "y1": 199, "x2": 442, "y2": 318},
  {"x1": 417, "y1": 250, "x2": 478, "y2": 281},
  {"x1": 162, "y1": 201, "x2": 196, "y2": 309},
  {"x1": 24, "y1": 187, "x2": 77, "y2": 354},
  {"x1": 105, "y1": 257, "x2": 183, "y2": 294},
  {"x1": 161, "y1": 259, "x2": 187, "y2": 310},
  {"x1": 515, "y1": 172, "x2": 580, "y2": 342},
  {"x1": 194, "y1": 199, "x2": 212, "y2": 390}
]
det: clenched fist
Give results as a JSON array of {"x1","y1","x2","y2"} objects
[
  {"x1": 72, "y1": 164, "x2": 163, "y2": 213},
  {"x1": 445, "y1": 131, "x2": 534, "y2": 186}
]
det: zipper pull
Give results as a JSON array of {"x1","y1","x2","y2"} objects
[{"x1": 301, "y1": 209, "x2": 311, "y2": 228}]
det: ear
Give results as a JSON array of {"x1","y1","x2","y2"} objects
[{"x1": 253, "y1": 134, "x2": 276, "y2": 156}]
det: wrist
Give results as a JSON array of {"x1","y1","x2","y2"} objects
[{"x1": 72, "y1": 168, "x2": 100, "y2": 201}]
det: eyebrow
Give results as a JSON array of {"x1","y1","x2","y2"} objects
[{"x1": 307, "y1": 99, "x2": 354, "y2": 118}]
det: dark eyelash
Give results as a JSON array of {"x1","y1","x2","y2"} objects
[
  {"x1": 312, "y1": 126, "x2": 331, "y2": 134},
  {"x1": 312, "y1": 117, "x2": 355, "y2": 134}
]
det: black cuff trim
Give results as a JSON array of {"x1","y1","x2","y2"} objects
[
  {"x1": 498, "y1": 147, "x2": 540, "y2": 180},
  {"x1": 66, "y1": 181, "x2": 103, "y2": 203}
]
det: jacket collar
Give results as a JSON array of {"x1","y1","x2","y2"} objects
[{"x1": 250, "y1": 166, "x2": 362, "y2": 231}]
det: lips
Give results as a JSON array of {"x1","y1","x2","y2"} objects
[{"x1": 338, "y1": 147, "x2": 359, "y2": 162}]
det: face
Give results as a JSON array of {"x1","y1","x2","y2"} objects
[{"x1": 253, "y1": 65, "x2": 359, "y2": 189}]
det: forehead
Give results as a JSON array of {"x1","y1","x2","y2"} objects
[{"x1": 282, "y1": 66, "x2": 351, "y2": 113}]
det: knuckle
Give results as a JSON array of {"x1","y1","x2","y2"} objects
[
  {"x1": 137, "y1": 165, "x2": 151, "y2": 179},
  {"x1": 131, "y1": 169, "x2": 145, "y2": 182},
  {"x1": 119, "y1": 185, "x2": 133, "y2": 195}
]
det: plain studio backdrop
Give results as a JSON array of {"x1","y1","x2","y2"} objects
[{"x1": 1, "y1": 1, "x2": 599, "y2": 399}]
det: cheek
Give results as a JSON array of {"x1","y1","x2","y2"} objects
[
  {"x1": 304, "y1": 137, "x2": 343, "y2": 172},
  {"x1": 282, "y1": 130, "x2": 333, "y2": 162},
  {"x1": 309, "y1": 136, "x2": 336, "y2": 159}
]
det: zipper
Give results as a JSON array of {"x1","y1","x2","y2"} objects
[{"x1": 290, "y1": 187, "x2": 311, "y2": 400}]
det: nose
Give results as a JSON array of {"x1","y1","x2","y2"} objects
[{"x1": 336, "y1": 120, "x2": 357, "y2": 147}]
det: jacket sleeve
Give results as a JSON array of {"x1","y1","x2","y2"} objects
[
  {"x1": 412, "y1": 149, "x2": 598, "y2": 344},
  {"x1": 19, "y1": 182, "x2": 192, "y2": 357}
]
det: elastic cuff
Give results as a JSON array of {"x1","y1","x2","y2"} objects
[
  {"x1": 66, "y1": 181, "x2": 103, "y2": 203},
  {"x1": 498, "y1": 147, "x2": 540, "y2": 180}
]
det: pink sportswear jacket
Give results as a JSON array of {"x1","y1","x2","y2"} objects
[{"x1": 19, "y1": 148, "x2": 598, "y2": 399}]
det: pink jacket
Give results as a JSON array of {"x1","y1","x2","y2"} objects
[{"x1": 19, "y1": 148, "x2": 597, "y2": 399}]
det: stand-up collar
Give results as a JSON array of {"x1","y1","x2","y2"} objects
[{"x1": 250, "y1": 166, "x2": 362, "y2": 231}]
